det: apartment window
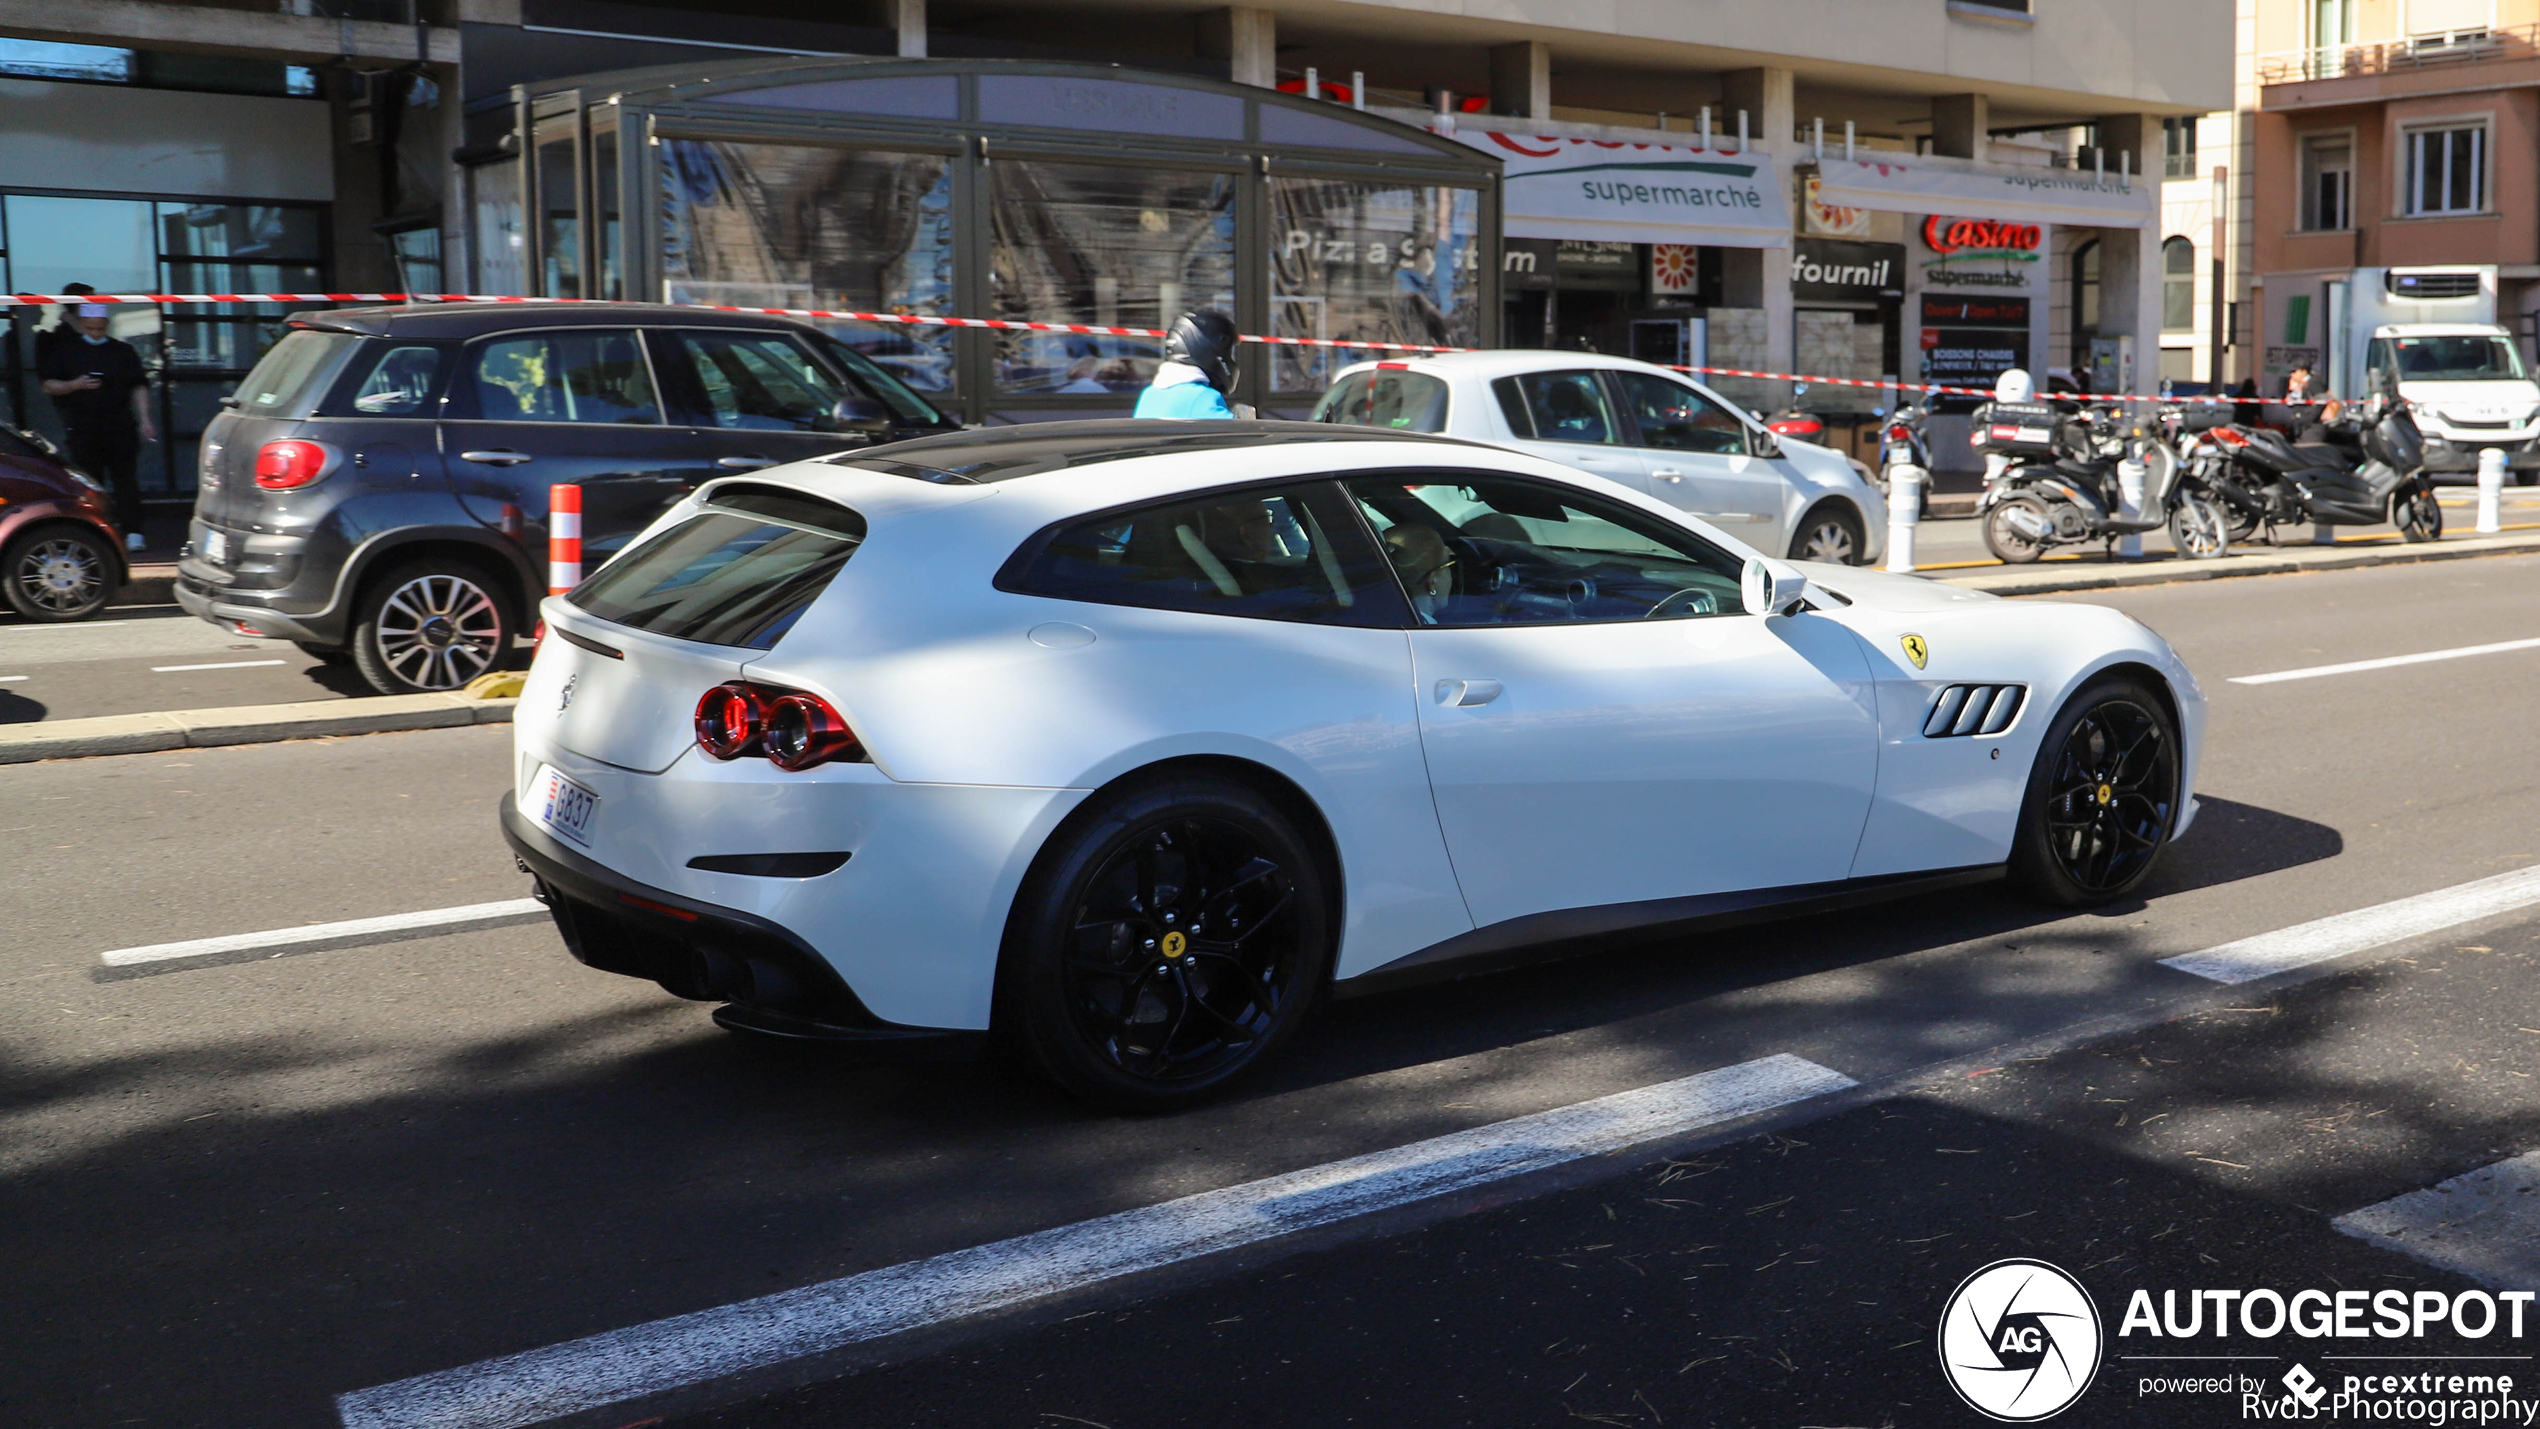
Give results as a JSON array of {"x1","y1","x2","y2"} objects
[
  {"x1": 2163, "y1": 237, "x2": 2197, "y2": 332},
  {"x1": 2163, "y1": 117, "x2": 2198, "y2": 179},
  {"x1": 2405, "y1": 124, "x2": 2486, "y2": 216},
  {"x1": 2301, "y1": 136, "x2": 2352, "y2": 231}
]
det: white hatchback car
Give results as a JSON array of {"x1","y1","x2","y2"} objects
[
  {"x1": 502, "y1": 421, "x2": 2201, "y2": 1108},
  {"x1": 1313, "y1": 351, "x2": 1888, "y2": 567}
]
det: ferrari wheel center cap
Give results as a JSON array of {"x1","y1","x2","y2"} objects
[
  {"x1": 2096, "y1": 783, "x2": 2113, "y2": 806},
  {"x1": 1160, "y1": 930, "x2": 1188, "y2": 960}
]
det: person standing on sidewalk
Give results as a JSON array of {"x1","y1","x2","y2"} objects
[{"x1": 39, "y1": 302, "x2": 155, "y2": 553}]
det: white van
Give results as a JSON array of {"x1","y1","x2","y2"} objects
[{"x1": 2365, "y1": 324, "x2": 2540, "y2": 484}]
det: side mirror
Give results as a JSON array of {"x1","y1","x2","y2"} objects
[
  {"x1": 1741, "y1": 556, "x2": 1809, "y2": 616},
  {"x1": 1751, "y1": 428, "x2": 1783, "y2": 460},
  {"x1": 823, "y1": 395, "x2": 893, "y2": 443}
]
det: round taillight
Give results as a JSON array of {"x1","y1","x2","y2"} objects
[
  {"x1": 254, "y1": 439, "x2": 331, "y2": 490},
  {"x1": 763, "y1": 691, "x2": 861, "y2": 771},
  {"x1": 694, "y1": 683, "x2": 768, "y2": 760}
]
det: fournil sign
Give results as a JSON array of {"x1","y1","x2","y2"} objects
[
  {"x1": 1456, "y1": 131, "x2": 1792, "y2": 249},
  {"x1": 1794, "y1": 239, "x2": 1904, "y2": 301}
]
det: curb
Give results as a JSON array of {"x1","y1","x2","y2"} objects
[
  {"x1": 110, "y1": 562, "x2": 178, "y2": 609},
  {"x1": 1931, "y1": 530, "x2": 2540, "y2": 597},
  {"x1": 0, "y1": 693, "x2": 516, "y2": 765}
]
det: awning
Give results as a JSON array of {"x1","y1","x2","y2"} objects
[
  {"x1": 1804, "y1": 157, "x2": 2155, "y2": 228},
  {"x1": 1451, "y1": 130, "x2": 1791, "y2": 249}
]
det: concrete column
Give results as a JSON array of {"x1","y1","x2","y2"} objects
[
  {"x1": 1931, "y1": 94, "x2": 1989, "y2": 159},
  {"x1": 2096, "y1": 113, "x2": 2162, "y2": 396},
  {"x1": 1489, "y1": 41, "x2": 1551, "y2": 120},
  {"x1": 1196, "y1": 7, "x2": 1276, "y2": 88},
  {"x1": 1723, "y1": 67, "x2": 1796, "y2": 405},
  {"x1": 893, "y1": 0, "x2": 925, "y2": 58}
]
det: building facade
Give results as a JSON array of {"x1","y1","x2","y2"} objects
[
  {"x1": 0, "y1": 0, "x2": 2229, "y2": 498},
  {"x1": 2251, "y1": 0, "x2": 2540, "y2": 392}
]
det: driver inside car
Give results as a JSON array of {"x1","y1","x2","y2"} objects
[{"x1": 1380, "y1": 521, "x2": 1456, "y2": 621}]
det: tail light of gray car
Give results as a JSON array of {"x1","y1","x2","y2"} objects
[
  {"x1": 694, "y1": 681, "x2": 865, "y2": 770},
  {"x1": 253, "y1": 438, "x2": 339, "y2": 490}
]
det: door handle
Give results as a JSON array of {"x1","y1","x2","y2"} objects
[
  {"x1": 1433, "y1": 678, "x2": 1503, "y2": 708},
  {"x1": 1652, "y1": 469, "x2": 1685, "y2": 482},
  {"x1": 459, "y1": 450, "x2": 534, "y2": 466},
  {"x1": 716, "y1": 455, "x2": 778, "y2": 470}
]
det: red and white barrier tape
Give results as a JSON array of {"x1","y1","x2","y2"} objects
[{"x1": 10, "y1": 290, "x2": 2319, "y2": 405}]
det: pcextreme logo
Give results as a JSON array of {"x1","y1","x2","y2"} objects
[{"x1": 1939, "y1": 1259, "x2": 2105, "y2": 1421}]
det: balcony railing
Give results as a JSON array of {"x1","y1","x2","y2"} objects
[{"x1": 2256, "y1": 24, "x2": 2538, "y2": 83}]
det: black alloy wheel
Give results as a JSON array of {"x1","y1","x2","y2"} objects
[
  {"x1": 2009, "y1": 676, "x2": 2182, "y2": 906},
  {"x1": 2393, "y1": 488, "x2": 2443, "y2": 543},
  {"x1": 350, "y1": 559, "x2": 514, "y2": 695},
  {"x1": 1789, "y1": 506, "x2": 1864, "y2": 566},
  {"x1": 2, "y1": 525, "x2": 115, "y2": 622},
  {"x1": 1006, "y1": 774, "x2": 1329, "y2": 1109}
]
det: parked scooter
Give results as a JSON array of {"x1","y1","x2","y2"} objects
[
  {"x1": 1875, "y1": 398, "x2": 1936, "y2": 520},
  {"x1": 2191, "y1": 389, "x2": 2442, "y2": 544},
  {"x1": 1971, "y1": 371, "x2": 2234, "y2": 564}
]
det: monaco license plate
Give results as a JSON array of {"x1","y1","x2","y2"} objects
[
  {"x1": 202, "y1": 528, "x2": 232, "y2": 565},
  {"x1": 525, "y1": 764, "x2": 600, "y2": 846}
]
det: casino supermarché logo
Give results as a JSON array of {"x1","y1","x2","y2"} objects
[{"x1": 1939, "y1": 1259, "x2": 2105, "y2": 1421}]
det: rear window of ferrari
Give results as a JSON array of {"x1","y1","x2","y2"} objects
[{"x1": 567, "y1": 485, "x2": 865, "y2": 650}]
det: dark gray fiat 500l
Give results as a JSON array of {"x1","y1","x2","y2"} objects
[{"x1": 177, "y1": 302, "x2": 955, "y2": 694}]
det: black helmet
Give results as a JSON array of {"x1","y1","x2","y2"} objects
[{"x1": 1166, "y1": 309, "x2": 1239, "y2": 393}]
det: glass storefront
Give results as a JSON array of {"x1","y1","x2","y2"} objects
[
  {"x1": 477, "y1": 59, "x2": 1498, "y2": 423},
  {"x1": 1, "y1": 192, "x2": 328, "y2": 498},
  {"x1": 1269, "y1": 178, "x2": 1480, "y2": 393}
]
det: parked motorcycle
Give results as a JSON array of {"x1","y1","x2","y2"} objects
[
  {"x1": 1972, "y1": 396, "x2": 2233, "y2": 564},
  {"x1": 1873, "y1": 399, "x2": 1935, "y2": 519},
  {"x1": 2190, "y1": 394, "x2": 2442, "y2": 545}
]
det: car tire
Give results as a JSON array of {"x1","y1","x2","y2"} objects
[
  {"x1": 1003, "y1": 772, "x2": 1332, "y2": 1110},
  {"x1": 2006, "y1": 673, "x2": 2183, "y2": 908},
  {"x1": 1788, "y1": 504, "x2": 1866, "y2": 566},
  {"x1": 349, "y1": 558, "x2": 515, "y2": 695},
  {"x1": 2, "y1": 523, "x2": 116, "y2": 622}
]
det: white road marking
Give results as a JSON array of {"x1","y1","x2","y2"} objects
[
  {"x1": 2161, "y1": 865, "x2": 2540, "y2": 985},
  {"x1": 150, "y1": 659, "x2": 288, "y2": 673},
  {"x1": 2334, "y1": 1149, "x2": 2540, "y2": 1289},
  {"x1": 0, "y1": 620, "x2": 126, "y2": 632},
  {"x1": 335, "y1": 1053, "x2": 1857, "y2": 1429},
  {"x1": 0, "y1": 675, "x2": 23, "y2": 682},
  {"x1": 2230, "y1": 637, "x2": 2540, "y2": 685},
  {"x1": 99, "y1": 899, "x2": 548, "y2": 968}
]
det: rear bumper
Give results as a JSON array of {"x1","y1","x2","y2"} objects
[
  {"x1": 498, "y1": 793, "x2": 984, "y2": 1058},
  {"x1": 175, "y1": 575, "x2": 341, "y2": 643}
]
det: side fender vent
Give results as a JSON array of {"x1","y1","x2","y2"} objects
[{"x1": 1924, "y1": 683, "x2": 2027, "y2": 738}]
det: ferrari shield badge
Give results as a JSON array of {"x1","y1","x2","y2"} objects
[{"x1": 1901, "y1": 634, "x2": 1929, "y2": 670}]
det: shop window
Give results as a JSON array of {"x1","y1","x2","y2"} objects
[
  {"x1": 2405, "y1": 124, "x2": 2486, "y2": 216},
  {"x1": 2162, "y1": 117, "x2": 2198, "y2": 179},
  {"x1": 2070, "y1": 239, "x2": 2100, "y2": 375},
  {"x1": 1269, "y1": 177, "x2": 1480, "y2": 394},
  {"x1": 467, "y1": 158, "x2": 527, "y2": 296},
  {"x1": 2301, "y1": 137, "x2": 2352, "y2": 230},
  {"x1": 2163, "y1": 237, "x2": 2196, "y2": 333},
  {"x1": 536, "y1": 126, "x2": 580, "y2": 299},
  {"x1": 657, "y1": 140, "x2": 955, "y2": 394},
  {"x1": 387, "y1": 226, "x2": 442, "y2": 298},
  {"x1": 988, "y1": 160, "x2": 1236, "y2": 396}
]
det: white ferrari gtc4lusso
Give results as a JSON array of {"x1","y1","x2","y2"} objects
[{"x1": 502, "y1": 420, "x2": 2205, "y2": 1108}]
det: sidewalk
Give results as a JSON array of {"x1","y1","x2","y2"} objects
[{"x1": 1928, "y1": 526, "x2": 2540, "y2": 596}]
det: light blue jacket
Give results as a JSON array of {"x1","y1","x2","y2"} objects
[{"x1": 1133, "y1": 375, "x2": 1234, "y2": 420}]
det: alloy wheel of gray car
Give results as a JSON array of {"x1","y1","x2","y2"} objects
[
  {"x1": 1789, "y1": 507, "x2": 1863, "y2": 566},
  {"x1": 352, "y1": 564, "x2": 511, "y2": 694},
  {"x1": 3, "y1": 527, "x2": 114, "y2": 622}
]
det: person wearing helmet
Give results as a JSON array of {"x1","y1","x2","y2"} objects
[{"x1": 1135, "y1": 309, "x2": 1240, "y2": 419}]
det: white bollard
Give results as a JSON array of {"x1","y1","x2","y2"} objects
[
  {"x1": 2314, "y1": 520, "x2": 2337, "y2": 546},
  {"x1": 2478, "y1": 446, "x2": 2505, "y2": 533},
  {"x1": 1885, "y1": 464, "x2": 1924, "y2": 573},
  {"x1": 2115, "y1": 455, "x2": 2146, "y2": 558}
]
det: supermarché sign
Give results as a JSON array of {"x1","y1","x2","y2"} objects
[{"x1": 1454, "y1": 130, "x2": 1793, "y2": 249}]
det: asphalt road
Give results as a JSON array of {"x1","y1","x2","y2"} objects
[
  {"x1": 8, "y1": 554, "x2": 2540, "y2": 1427},
  {"x1": 0, "y1": 603, "x2": 360, "y2": 722}
]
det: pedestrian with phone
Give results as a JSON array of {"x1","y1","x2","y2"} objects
[{"x1": 38, "y1": 302, "x2": 155, "y2": 553}]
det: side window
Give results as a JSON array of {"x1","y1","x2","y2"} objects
[
  {"x1": 1612, "y1": 371, "x2": 1750, "y2": 455},
  {"x1": 1008, "y1": 482, "x2": 1406, "y2": 628},
  {"x1": 1344, "y1": 473, "x2": 1745, "y2": 627},
  {"x1": 672, "y1": 331, "x2": 852, "y2": 432},
  {"x1": 340, "y1": 344, "x2": 447, "y2": 417},
  {"x1": 465, "y1": 329, "x2": 659, "y2": 424},
  {"x1": 1502, "y1": 370, "x2": 1621, "y2": 445}
]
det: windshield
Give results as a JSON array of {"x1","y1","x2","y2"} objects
[
  {"x1": 1313, "y1": 370, "x2": 1450, "y2": 432},
  {"x1": 235, "y1": 331, "x2": 359, "y2": 418},
  {"x1": 568, "y1": 487, "x2": 865, "y2": 650},
  {"x1": 2391, "y1": 336, "x2": 2529, "y2": 382}
]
